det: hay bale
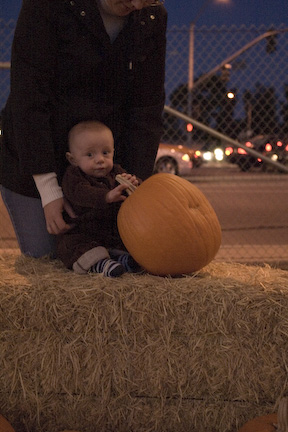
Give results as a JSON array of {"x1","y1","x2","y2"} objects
[{"x1": 0, "y1": 252, "x2": 288, "y2": 432}]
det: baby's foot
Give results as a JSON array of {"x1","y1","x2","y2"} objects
[{"x1": 91, "y1": 258, "x2": 125, "y2": 277}]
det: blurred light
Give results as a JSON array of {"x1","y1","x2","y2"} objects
[
  {"x1": 276, "y1": 141, "x2": 283, "y2": 147},
  {"x1": 203, "y1": 151, "x2": 212, "y2": 161},
  {"x1": 221, "y1": 64, "x2": 231, "y2": 81},
  {"x1": 271, "y1": 154, "x2": 278, "y2": 161},
  {"x1": 285, "y1": 144, "x2": 288, "y2": 151},
  {"x1": 195, "y1": 150, "x2": 202, "y2": 157},
  {"x1": 238, "y1": 148, "x2": 247, "y2": 155},
  {"x1": 171, "y1": 148, "x2": 175, "y2": 153},
  {"x1": 245, "y1": 141, "x2": 253, "y2": 148},
  {"x1": 186, "y1": 123, "x2": 193, "y2": 132},
  {"x1": 227, "y1": 91, "x2": 235, "y2": 99},
  {"x1": 265, "y1": 143, "x2": 272, "y2": 152},
  {"x1": 214, "y1": 148, "x2": 224, "y2": 161},
  {"x1": 182, "y1": 153, "x2": 190, "y2": 162},
  {"x1": 225, "y1": 147, "x2": 233, "y2": 156}
]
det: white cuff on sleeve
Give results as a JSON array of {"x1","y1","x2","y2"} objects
[{"x1": 33, "y1": 172, "x2": 64, "y2": 208}]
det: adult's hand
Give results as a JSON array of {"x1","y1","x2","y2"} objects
[{"x1": 44, "y1": 197, "x2": 76, "y2": 235}]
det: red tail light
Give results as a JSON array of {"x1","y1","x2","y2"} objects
[
  {"x1": 225, "y1": 147, "x2": 233, "y2": 156},
  {"x1": 265, "y1": 143, "x2": 272, "y2": 152},
  {"x1": 238, "y1": 148, "x2": 247, "y2": 155}
]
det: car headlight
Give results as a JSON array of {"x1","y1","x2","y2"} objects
[
  {"x1": 203, "y1": 151, "x2": 212, "y2": 161},
  {"x1": 214, "y1": 148, "x2": 224, "y2": 161}
]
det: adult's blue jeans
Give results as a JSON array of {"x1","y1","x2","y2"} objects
[{"x1": 1, "y1": 186, "x2": 57, "y2": 258}]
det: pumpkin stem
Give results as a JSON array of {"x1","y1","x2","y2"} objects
[
  {"x1": 277, "y1": 398, "x2": 288, "y2": 432},
  {"x1": 116, "y1": 175, "x2": 137, "y2": 195}
]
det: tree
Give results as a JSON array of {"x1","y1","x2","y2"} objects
[
  {"x1": 243, "y1": 84, "x2": 278, "y2": 135},
  {"x1": 167, "y1": 73, "x2": 237, "y2": 141}
]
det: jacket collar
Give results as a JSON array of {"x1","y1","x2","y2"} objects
[
  {"x1": 64, "y1": 0, "x2": 149, "y2": 45},
  {"x1": 64, "y1": 0, "x2": 111, "y2": 45}
]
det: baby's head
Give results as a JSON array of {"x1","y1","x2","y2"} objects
[{"x1": 66, "y1": 120, "x2": 114, "y2": 178}]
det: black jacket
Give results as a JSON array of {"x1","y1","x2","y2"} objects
[
  {"x1": 0, "y1": 0, "x2": 167, "y2": 197},
  {"x1": 57, "y1": 164, "x2": 128, "y2": 268}
]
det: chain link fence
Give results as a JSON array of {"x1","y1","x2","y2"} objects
[
  {"x1": 0, "y1": 19, "x2": 288, "y2": 264},
  {"x1": 163, "y1": 24, "x2": 288, "y2": 266},
  {"x1": 0, "y1": 19, "x2": 14, "y2": 109},
  {"x1": 164, "y1": 24, "x2": 288, "y2": 156}
]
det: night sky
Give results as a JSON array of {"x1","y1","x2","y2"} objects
[
  {"x1": 165, "y1": 0, "x2": 288, "y2": 28},
  {"x1": 1, "y1": 0, "x2": 288, "y2": 28}
]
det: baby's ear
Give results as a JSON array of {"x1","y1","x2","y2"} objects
[{"x1": 66, "y1": 151, "x2": 76, "y2": 166}]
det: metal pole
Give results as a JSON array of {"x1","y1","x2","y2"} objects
[
  {"x1": 164, "y1": 105, "x2": 288, "y2": 173},
  {"x1": 188, "y1": 23, "x2": 195, "y2": 93},
  {"x1": 187, "y1": 23, "x2": 195, "y2": 146},
  {"x1": 193, "y1": 28, "x2": 288, "y2": 90},
  {"x1": 187, "y1": 0, "x2": 213, "y2": 146}
]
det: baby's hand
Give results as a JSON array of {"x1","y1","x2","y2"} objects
[
  {"x1": 106, "y1": 184, "x2": 128, "y2": 203},
  {"x1": 120, "y1": 173, "x2": 139, "y2": 187}
]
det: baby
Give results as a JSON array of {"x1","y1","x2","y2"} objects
[{"x1": 57, "y1": 120, "x2": 141, "y2": 277}]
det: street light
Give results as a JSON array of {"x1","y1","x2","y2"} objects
[
  {"x1": 227, "y1": 91, "x2": 235, "y2": 99},
  {"x1": 188, "y1": 0, "x2": 230, "y2": 93},
  {"x1": 187, "y1": 0, "x2": 230, "y2": 144}
]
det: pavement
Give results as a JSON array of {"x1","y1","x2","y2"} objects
[{"x1": 215, "y1": 244, "x2": 288, "y2": 269}]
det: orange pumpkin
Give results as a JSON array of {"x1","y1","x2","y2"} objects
[
  {"x1": 238, "y1": 413, "x2": 277, "y2": 432},
  {"x1": 0, "y1": 415, "x2": 15, "y2": 432},
  {"x1": 117, "y1": 173, "x2": 221, "y2": 276},
  {"x1": 238, "y1": 397, "x2": 288, "y2": 432}
]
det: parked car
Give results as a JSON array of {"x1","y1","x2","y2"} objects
[
  {"x1": 224, "y1": 135, "x2": 265, "y2": 171},
  {"x1": 225, "y1": 139, "x2": 259, "y2": 171},
  {"x1": 225, "y1": 134, "x2": 288, "y2": 172},
  {"x1": 261, "y1": 135, "x2": 288, "y2": 171},
  {"x1": 154, "y1": 142, "x2": 203, "y2": 176}
]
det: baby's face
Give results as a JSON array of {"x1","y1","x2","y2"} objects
[{"x1": 68, "y1": 128, "x2": 114, "y2": 178}]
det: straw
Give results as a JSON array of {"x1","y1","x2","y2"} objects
[{"x1": 0, "y1": 252, "x2": 287, "y2": 432}]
